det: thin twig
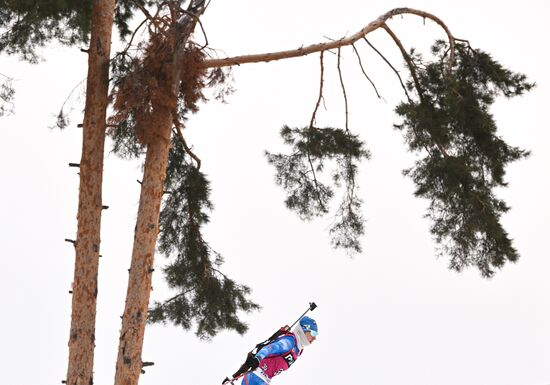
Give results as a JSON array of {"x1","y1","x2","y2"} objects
[
  {"x1": 59, "y1": 77, "x2": 87, "y2": 112},
  {"x1": 128, "y1": 18, "x2": 148, "y2": 48},
  {"x1": 0, "y1": 72, "x2": 13, "y2": 79},
  {"x1": 304, "y1": 52, "x2": 326, "y2": 212},
  {"x1": 337, "y1": 48, "x2": 357, "y2": 204},
  {"x1": 309, "y1": 51, "x2": 325, "y2": 129},
  {"x1": 173, "y1": 122, "x2": 202, "y2": 169},
  {"x1": 177, "y1": 7, "x2": 209, "y2": 50},
  {"x1": 364, "y1": 37, "x2": 412, "y2": 103},
  {"x1": 149, "y1": 1, "x2": 172, "y2": 36},
  {"x1": 454, "y1": 37, "x2": 470, "y2": 45},
  {"x1": 381, "y1": 24, "x2": 423, "y2": 101},
  {"x1": 210, "y1": 267, "x2": 229, "y2": 280},
  {"x1": 351, "y1": 43, "x2": 384, "y2": 101},
  {"x1": 132, "y1": 0, "x2": 155, "y2": 21},
  {"x1": 132, "y1": 0, "x2": 167, "y2": 36},
  {"x1": 337, "y1": 47, "x2": 349, "y2": 132},
  {"x1": 160, "y1": 288, "x2": 195, "y2": 305},
  {"x1": 113, "y1": 18, "x2": 148, "y2": 59}
]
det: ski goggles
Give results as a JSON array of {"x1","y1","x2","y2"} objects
[{"x1": 310, "y1": 330, "x2": 318, "y2": 337}]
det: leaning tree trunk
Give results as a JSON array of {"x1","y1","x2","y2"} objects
[
  {"x1": 66, "y1": 0, "x2": 115, "y2": 385},
  {"x1": 113, "y1": 3, "x2": 207, "y2": 384},
  {"x1": 113, "y1": 109, "x2": 173, "y2": 385}
]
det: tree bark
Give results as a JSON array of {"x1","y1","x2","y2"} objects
[
  {"x1": 66, "y1": 1, "x2": 115, "y2": 385},
  {"x1": 113, "y1": 109, "x2": 173, "y2": 385}
]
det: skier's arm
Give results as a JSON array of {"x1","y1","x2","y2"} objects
[{"x1": 255, "y1": 336, "x2": 295, "y2": 361}]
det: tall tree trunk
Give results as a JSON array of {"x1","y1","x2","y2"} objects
[
  {"x1": 113, "y1": 3, "x2": 207, "y2": 385},
  {"x1": 66, "y1": 1, "x2": 115, "y2": 384},
  {"x1": 114, "y1": 110, "x2": 173, "y2": 385}
]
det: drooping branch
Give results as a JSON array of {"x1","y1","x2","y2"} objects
[
  {"x1": 131, "y1": 0, "x2": 154, "y2": 22},
  {"x1": 202, "y1": 8, "x2": 455, "y2": 69},
  {"x1": 351, "y1": 43, "x2": 383, "y2": 100},
  {"x1": 381, "y1": 23, "x2": 450, "y2": 159},
  {"x1": 364, "y1": 37, "x2": 411, "y2": 103},
  {"x1": 336, "y1": 47, "x2": 349, "y2": 132},
  {"x1": 126, "y1": 18, "x2": 147, "y2": 50},
  {"x1": 336, "y1": 48, "x2": 360, "y2": 226},
  {"x1": 175, "y1": 4, "x2": 209, "y2": 49},
  {"x1": 309, "y1": 51, "x2": 325, "y2": 129},
  {"x1": 53, "y1": 77, "x2": 86, "y2": 128},
  {"x1": 172, "y1": 124, "x2": 202, "y2": 169},
  {"x1": 131, "y1": 0, "x2": 166, "y2": 35},
  {"x1": 305, "y1": 51, "x2": 327, "y2": 212},
  {"x1": 381, "y1": 23, "x2": 424, "y2": 101}
]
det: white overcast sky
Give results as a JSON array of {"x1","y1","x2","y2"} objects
[{"x1": 1, "y1": 1, "x2": 549, "y2": 385}]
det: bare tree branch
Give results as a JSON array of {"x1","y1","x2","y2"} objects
[
  {"x1": 131, "y1": 0, "x2": 155, "y2": 21},
  {"x1": 172, "y1": 124, "x2": 202, "y2": 169},
  {"x1": 202, "y1": 8, "x2": 455, "y2": 69},
  {"x1": 305, "y1": 51, "x2": 327, "y2": 212},
  {"x1": 60, "y1": 77, "x2": 87, "y2": 111},
  {"x1": 337, "y1": 47, "x2": 349, "y2": 132},
  {"x1": 176, "y1": 5, "x2": 209, "y2": 49},
  {"x1": 309, "y1": 51, "x2": 325, "y2": 129},
  {"x1": 381, "y1": 24, "x2": 423, "y2": 101},
  {"x1": 364, "y1": 37, "x2": 411, "y2": 103},
  {"x1": 351, "y1": 43, "x2": 384, "y2": 101}
]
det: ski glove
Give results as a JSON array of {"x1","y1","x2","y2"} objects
[{"x1": 246, "y1": 354, "x2": 260, "y2": 371}]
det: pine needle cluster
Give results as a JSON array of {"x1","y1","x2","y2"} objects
[
  {"x1": 395, "y1": 41, "x2": 534, "y2": 277},
  {"x1": 149, "y1": 138, "x2": 259, "y2": 338},
  {"x1": 266, "y1": 126, "x2": 370, "y2": 253}
]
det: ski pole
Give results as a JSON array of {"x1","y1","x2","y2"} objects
[
  {"x1": 288, "y1": 302, "x2": 317, "y2": 330},
  {"x1": 259, "y1": 302, "x2": 317, "y2": 345},
  {"x1": 222, "y1": 373, "x2": 245, "y2": 385}
]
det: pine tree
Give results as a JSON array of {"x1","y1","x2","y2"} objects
[
  {"x1": 1, "y1": 1, "x2": 135, "y2": 384},
  {"x1": 0, "y1": 0, "x2": 92, "y2": 114},
  {"x1": 64, "y1": 2, "x2": 115, "y2": 385},
  {"x1": 0, "y1": 0, "x2": 91, "y2": 62},
  {"x1": 3, "y1": 3, "x2": 533, "y2": 385},
  {"x1": 109, "y1": 2, "x2": 260, "y2": 384},
  {"x1": 105, "y1": 6, "x2": 532, "y2": 384}
]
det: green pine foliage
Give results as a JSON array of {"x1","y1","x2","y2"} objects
[
  {"x1": 394, "y1": 40, "x2": 534, "y2": 277},
  {"x1": 266, "y1": 41, "x2": 532, "y2": 275},
  {"x1": 266, "y1": 126, "x2": 370, "y2": 253},
  {"x1": 0, "y1": 0, "x2": 91, "y2": 62},
  {"x1": 0, "y1": 0, "x2": 139, "y2": 62},
  {"x1": 108, "y1": 112, "x2": 144, "y2": 158},
  {"x1": 148, "y1": 138, "x2": 259, "y2": 338}
]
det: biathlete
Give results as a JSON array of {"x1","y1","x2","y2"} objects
[{"x1": 240, "y1": 316, "x2": 318, "y2": 385}]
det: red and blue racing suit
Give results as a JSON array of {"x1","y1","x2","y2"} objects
[{"x1": 242, "y1": 333, "x2": 301, "y2": 385}]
